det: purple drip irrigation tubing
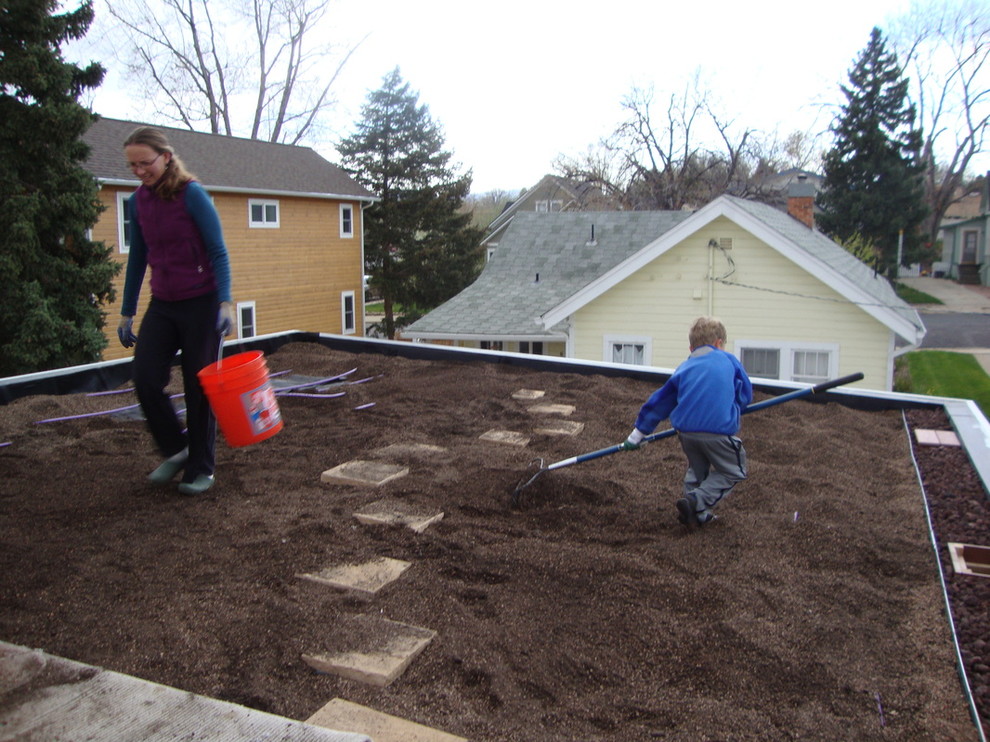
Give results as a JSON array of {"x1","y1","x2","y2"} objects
[
  {"x1": 279, "y1": 392, "x2": 346, "y2": 399},
  {"x1": 274, "y1": 368, "x2": 357, "y2": 395},
  {"x1": 87, "y1": 388, "x2": 135, "y2": 397},
  {"x1": 35, "y1": 403, "x2": 141, "y2": 423},
  {"x1": 34, "y1": 392, "x2": 184, "y2": 424},
  {"x1": 346, "y1": 375, "x2": 382, "y2": 385}
]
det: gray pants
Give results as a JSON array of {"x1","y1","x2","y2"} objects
[{"x1": 678, "y1": 431, "x2": 747, "y2": 517}]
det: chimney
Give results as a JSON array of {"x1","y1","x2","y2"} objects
[{"x1": 787, "y1": 175, "x2": 816, "y2": 229}]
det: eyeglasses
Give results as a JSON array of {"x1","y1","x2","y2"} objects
[{"x1": 128, "y1": 152, "x2": 164, "y2": 172}]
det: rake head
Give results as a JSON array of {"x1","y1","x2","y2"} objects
[{"x1": 510, "y1": 457, "x2": 547, "y2": 509}]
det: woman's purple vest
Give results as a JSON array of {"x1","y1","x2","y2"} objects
[{"x1": 135, "y1": 183, "x2": 217, "y2": 302}]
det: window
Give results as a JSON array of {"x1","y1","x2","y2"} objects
[
  {"x1": 518, "y1": 341, "x2": 544, "y2": 355},
  {"x1": 737, "y1": 341, "x2": 837, "y2": 383},
  {"x1": 604, "y1": 335, "x2": 652, "y2": 366},
  {"x1": 340, "y1": 204, "x2": 354, "y2": 238},
  {"x1": 249, "y1": 199, "x2": 279, "y2": 228},
  {"x1": 792, "y1": 351, "x2": 830, "y2": 383},
  {"x1": 237, "y1": 301, "x2": 256, "y2": 339},
  {"x1": 535, "y1": 199, "x2": 563, "y2": 213},
  {"x1": 117, "y1": 191, "x2": 136, "y2": 253},
  {"x1": 741, "y1": 348, "x2": 780, "y2": 379},
  {"x1": 341, "y1": 291, "x2": 356, "y2": 335}
]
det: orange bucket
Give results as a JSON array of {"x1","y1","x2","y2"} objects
[{"x1": 197, "y1": 351, "x2": 283, "y2": 447}]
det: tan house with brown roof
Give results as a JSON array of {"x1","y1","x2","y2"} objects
[{"x1": 83, "y1": 117, "x2": 376, "y2": 362}]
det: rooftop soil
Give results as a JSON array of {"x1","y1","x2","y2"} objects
[{"x1": 1, "y1": 340, "x2": 987, "y2": 741}]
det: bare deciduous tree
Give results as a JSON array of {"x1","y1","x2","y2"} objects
[
  {"x1": 105, "y1": 0, "x2": 360, "y2": 144},
  {"x1": 889, "y1": 0, "x2": 990, "y2": 245},
  {"x1": 556, "y1": 77, "x2": 783, "y2": 210}
]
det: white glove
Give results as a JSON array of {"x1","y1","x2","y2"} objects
[{"x1": 622, "y1": 428, "x2": 645, "y2": 450}]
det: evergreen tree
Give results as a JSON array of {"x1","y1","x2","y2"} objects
[
  {"x1": 338, "y1": 68, "x2": 484, "y2": 339},
  {"x1": 0, "y1": 0, "x2": 116, "y2": 375},
  {"x1": 817, "y1": 27, "x2": 929, "y2": 274}
]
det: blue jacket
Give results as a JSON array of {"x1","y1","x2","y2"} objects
[
  {"x1": 634, "y1": 346, "x2": 753, "y2": 436},
  {"x1": 121, "y1": 181, "x2": 231, "y2": 316}
]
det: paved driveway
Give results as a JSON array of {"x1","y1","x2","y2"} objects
[{"x1": 919, "y1": 312, "x2": 990, "y2": 349}]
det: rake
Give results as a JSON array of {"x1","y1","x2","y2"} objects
[{"x1": 510, "y1": 372, "x2": 864, "y2": 507}]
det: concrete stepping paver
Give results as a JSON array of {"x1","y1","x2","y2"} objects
[
  {"x1": 302, "y1": 615, "x2": 436, "y2": 687},
  {"x1": 534, "y1": 420, "x2": 585, "y2": 436},
  {"x1": 511, "y1": 388, "x2": 545, "y2": 400},
  {"x1": 297, "y1": 557, "x2": 412, "y2": 596},
  {"x1": 307, "y1": 698, "x2": 467, "y2": 742},
  {"x1": 479, "y1": 429, "x2": 530, "y2": 446},
  {"x1": 353, "y1": 499, "x2": 444, "y2": 533},
  {"x1": 914, "y1": 428, "x2": 961, "y2": 447},
  {"x1": 321, "y1": 460, "x2": 409, "y2": 486},
  {"x1": 528, "y1": 402, "x2": 576, "y2": 416}
]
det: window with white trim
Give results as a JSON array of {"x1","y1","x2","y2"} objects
[
  {"x1": 740, "y1": 348, "x2": 779, "y2": 378},
  {"x1": 518, "y1": 341, "x2": 544, "y2": 355},
  {"x1": 340, "y1": 204, "x2": 354, "y2": 238},
  {"x1": 535, "y1": 199, "x2": 563, "y2": 213},
  {"x1": 604, "y1": 335, "x2": 652, "y2": 366},
  {"x1": 249, "y1": 199, "x2": 280, "y2": 228},
  {"x1": 117, "y1": 191, "x2": 136, "y2": 253},
  {"x1": 341, "y1": 291, "x2": 356, "y2": 335},
  {"x1": 737, "y1": 341, "x2": 837, "y2": 383},
  {"x1": 237, "y1": 301, "x2": 256, "y2": 339}
]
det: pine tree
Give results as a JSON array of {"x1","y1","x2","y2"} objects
[
  {"x1": 817, "y1": 27, "x2": 929, "y2": 274},
  {"x1": 0, "y1": 0, "x2": 117, "y2": 375},
  {"x1": 338, "y1": 68, "x2": 484, "y2": 339}
]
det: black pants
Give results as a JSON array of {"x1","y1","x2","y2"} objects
[{"x1": 133, "y1": 293, "x2": 220, "y2": 482}]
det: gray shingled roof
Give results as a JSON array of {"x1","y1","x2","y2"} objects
[
  {"x1": 83, "y1": 117, "x2": 375, "y2": 200},
  {"x1": 406, "y1": 198, "x2": 925, "y2": 342},
  {"x1": 406, "y1": 210, "x2": 693, "y2": 337},
  {"x1": 724, "y1": 195, "x2": 922, "y2": 333}
]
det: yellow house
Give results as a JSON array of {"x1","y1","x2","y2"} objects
[
  {"x1": 83, "y1": 117, "x2": 376, "y2": 362},
  {"x1": 404, "y1": 195, "x2": 927, "y2": 391}
]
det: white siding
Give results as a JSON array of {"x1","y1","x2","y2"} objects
[{"x1": 573, "y1": 218, "x2": 893, "y2": 389}]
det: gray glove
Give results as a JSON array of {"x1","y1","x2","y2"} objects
[
  {"x1": 117, "y1": 316, "x2": 137, "y2": 348},
  {"x1": 216, "y1": 301, "x2": 235, "y2": 337}
]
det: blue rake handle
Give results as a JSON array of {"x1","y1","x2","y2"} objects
[{"x1": 543, "y1": 372, "x2": 864, "y2": 473}]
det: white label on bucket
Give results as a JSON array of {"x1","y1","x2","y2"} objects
[{"x1": 241, "y1": 381, "x2": 282, "y2": 435}]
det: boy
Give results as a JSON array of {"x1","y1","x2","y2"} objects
[{"x1": 622, "y1": 317, "x2": 753, "y2": 526}]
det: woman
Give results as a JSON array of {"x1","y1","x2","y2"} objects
[{"x1": 117, "y1": 126, "x2": 234, "y2": 495}]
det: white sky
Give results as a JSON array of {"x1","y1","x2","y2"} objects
[{"x1": 73, "y1": 0, "x2": 988, "y2": 194}]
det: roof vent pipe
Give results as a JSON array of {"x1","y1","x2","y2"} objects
[{"x1": 587, "y1": 224, "x2": 597, "y2": 246}]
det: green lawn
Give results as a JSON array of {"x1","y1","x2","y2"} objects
[
  {"x1": 894, "y1": 282, "x2": 944, "y2": 305},
  {"x1": 898, "y1": 350, "x2": 990, "y2": 417}
]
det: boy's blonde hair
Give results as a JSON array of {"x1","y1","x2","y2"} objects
[{"x1": 689, "y1": 316, "x2": 727, "y2": 349}]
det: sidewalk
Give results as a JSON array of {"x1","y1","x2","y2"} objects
[{"x1": 897, "y1": 275, "x2": 990, "y2": 314}]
